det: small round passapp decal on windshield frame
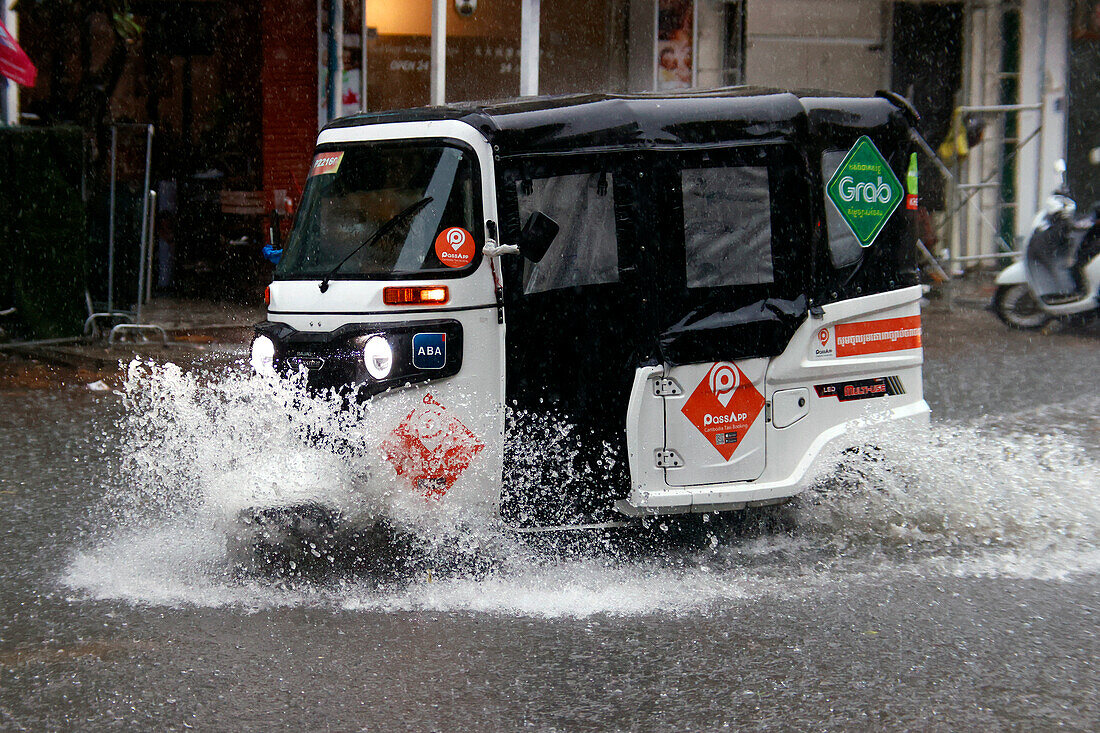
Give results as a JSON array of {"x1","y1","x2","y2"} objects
[{"x1": 434, "y1": 227, "x2": 475, "y2": 268}]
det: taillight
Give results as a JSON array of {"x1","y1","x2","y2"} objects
[
  {"x1": 383, "y1": 286, "x2": 449, "y2": 306},
  {"x1": 264, "y1": 286, "x2": 270, "y2": 306}
]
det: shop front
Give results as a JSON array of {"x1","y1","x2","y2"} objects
[{"x1": 266, "y1": 0, "x2": 747, "y2": 234}]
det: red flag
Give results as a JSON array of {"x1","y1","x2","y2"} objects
[{"x1": 0, "y1": 19, "x2": 36, "y2": 87}]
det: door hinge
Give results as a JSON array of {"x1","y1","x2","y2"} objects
[
  {"x1": 764, "y1": 401, "x2": 772, "y2": 423},
  {"x1": 655, "y1": 449, "x2": 683, "y2": 468},
  {"x1": 653, "y1": 377, "x2": 683, "y2": 396}
]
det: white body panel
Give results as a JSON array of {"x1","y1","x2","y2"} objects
[
  {"x1": 662, "y1": 358, "x2": 769, "y2": 486},
  {"x1": 1078, "y1": 255, "x2": 1100, "y2": 312},
  {"x1": 620, "y1": 285, "x2": 929, "y2": 515},
  {"x1": 995, "y1": 260, "x2": 1026, "y2": 286},
  {"x1": 267, "y1": 120, "x2": 506, "y2": 509}
]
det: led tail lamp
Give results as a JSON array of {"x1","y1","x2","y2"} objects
[{"x1": 383, "y1": 286, "x2": 449, "y2": 306}]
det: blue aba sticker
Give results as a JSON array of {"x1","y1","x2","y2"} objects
[{"x1": 412, "y1": 332, "x2": 446, "y2": 369}]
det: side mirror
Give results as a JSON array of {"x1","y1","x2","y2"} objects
[{"x1": 518, "y1": 211, "x2": 558, "y2": 263}]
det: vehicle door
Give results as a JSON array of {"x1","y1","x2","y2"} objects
[{"x1": 496, "y1": 153, "x2": 655, "y2": 525}]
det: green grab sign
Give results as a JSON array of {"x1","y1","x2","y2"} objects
[{"x1": 825, "y1": 136, "x2": 904, "y2": 247}]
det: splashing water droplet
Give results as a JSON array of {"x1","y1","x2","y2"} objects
[{"x1": 60, "y1": 362, "x2": 1100, "y2": 616}]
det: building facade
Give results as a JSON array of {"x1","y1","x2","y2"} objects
[{"x1": 7, "y1": 0, "x2": 1094, "y2": 279}]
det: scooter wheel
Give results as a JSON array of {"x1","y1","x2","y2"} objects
[{"x1": 993, "y1": 284, "x2": 1052, "y2": 330}]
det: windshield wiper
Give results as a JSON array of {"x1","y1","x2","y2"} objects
[{"x1": 318, "y1": 196, "x2": 433, "y2": 293}]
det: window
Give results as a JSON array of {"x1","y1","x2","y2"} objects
[
  {"x1": 681, "y1": 165, "x2": 773, "y2": 288},
  {"x1": 516, "y1": 172, "x2": 619, "y2": 295},
  {"x1": 822, "y1": 149, "x2": 864, "y2": 269},
  {"x1": 276, "y1": 142, "x2": 481, "y2": 280}
]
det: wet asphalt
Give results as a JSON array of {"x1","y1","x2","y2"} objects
[{"x1": 0, "y1": 298, "x2": 1096, "y2": 732}]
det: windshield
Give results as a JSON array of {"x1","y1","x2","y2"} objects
[{"x1": 276, "y1": 142, "x2": 483, "y2": 279}]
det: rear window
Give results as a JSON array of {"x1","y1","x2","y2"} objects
[
  {"x1": 681, "y1": 165, "x2": 774, "y2": 288},
  {"x1": 822, "y1": 149, "x2": 864, "y2": 269}
]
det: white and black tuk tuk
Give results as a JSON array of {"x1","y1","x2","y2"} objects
[{"x1": 251, "y1": 88, "x2": 929, "y2": 533}]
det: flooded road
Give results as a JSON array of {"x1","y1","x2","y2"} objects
[{"x1": 1, "y1": 303, "x2": 1097, "y2": 731}]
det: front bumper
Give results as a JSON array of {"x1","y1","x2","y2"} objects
[{"x1": 254, "y1": 319, "x2": 464, "y2": 397}]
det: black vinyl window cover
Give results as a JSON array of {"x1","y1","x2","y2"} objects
[
  {"x1": 653, "y1": 143, "x2": 815, "y2": 365},
  {"x1": 516, "y1": 171, "x2": 620, "y2": 294},
  {"x1": 498, "y1": 144, "x2": 815, "y2": 365},
  {"x1": 498, "y1": 153, "x2": 639, "y2": 292},
  {"x1": 681, "y1": 163, "x2": 774, "y2": 288}
]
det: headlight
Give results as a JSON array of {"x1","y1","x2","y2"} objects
[
  {"x1": 363, "y1": 335, "x2": 393, "y2": 380},
  {"x1": 250, "y1": 335, "x2": 276, "y2": 377}
]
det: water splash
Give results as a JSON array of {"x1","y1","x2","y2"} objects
[
  {"x1": 63, "y1": 362, "x2": 1099, "y2": 616},
  {"x1": 111, "y1": 359, "x2": 501, "y2": 536},
  {"x1": 797, "y1": 423, "x2": 1098, "y2": 566},
  {"x1": 502, "y1": 406, "x2": 626, "y2": 527}
]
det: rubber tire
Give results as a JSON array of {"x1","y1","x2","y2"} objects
[{"x1": 993, "y1": 284, "x2": 1052, "y2": 330}]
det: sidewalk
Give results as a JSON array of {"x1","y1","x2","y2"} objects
[
  {"x1": 139, "y1": 296, "x2": 265, "y2": 343},
  {"x1": 0, "y1": 279, "x2": 1001, "y2": 391},
  {"x1": 923, "y1": 271, "x2": 998, "y2": 312},
  {"x1": 0, "y1": 296, "x2": 264, "y2": 390}
]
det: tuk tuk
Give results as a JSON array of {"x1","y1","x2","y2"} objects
[{"x1": 251, "y1": 88, "x2": 929, "y2": 532}]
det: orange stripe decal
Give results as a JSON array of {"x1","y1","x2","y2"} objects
[{"x1": 834, "y1": 315, "x2": 922, "y2": 357}]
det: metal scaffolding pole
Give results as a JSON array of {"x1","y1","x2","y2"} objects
[
  {"x1": 430, "y1": 0, "x2": 446, "y2": 105},
  {"x1": 106, "y1": 128, "x2": 118, "y2": 315},
  {"x1": 360, "y1": 0, "x2": 368, "y2": 112},
  {"x1": 520, "y1": 0, "x2": 541, "y2": 96},
  {"x1": 327, "y1": 0, "x2": 343, "y2": 120},
  {"x1": 135, "y1": 125, "x2": 153, "y2": 320}
]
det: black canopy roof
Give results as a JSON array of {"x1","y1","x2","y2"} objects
[{"x1": 323, "y1": 87, "x2": 918, "y2": 158}]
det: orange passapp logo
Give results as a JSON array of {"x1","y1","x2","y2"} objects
[{"x1": 434, "y1": 227, "x2": 475, "y2": 268}]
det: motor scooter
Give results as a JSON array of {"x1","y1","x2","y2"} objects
[{"x1": 993, "y1": 160, "x2": 1100, "y2": 330}]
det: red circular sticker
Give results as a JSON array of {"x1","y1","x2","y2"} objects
[{"x1": 434, "y1": 227, "x2": 475, "y2": 269}]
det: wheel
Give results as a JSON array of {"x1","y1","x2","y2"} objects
[
  {"x1": 227, "y1": 503, "x2": 341, "y2": 575},
  {"x1": 993, "y1": 284, "x2": 1052, "y2": 330}
]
